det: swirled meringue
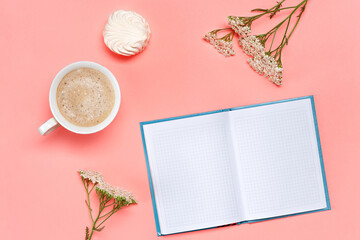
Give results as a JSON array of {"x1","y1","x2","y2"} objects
[{"x1": 103, "y1": 10, "x2": 151, "y2": 56}]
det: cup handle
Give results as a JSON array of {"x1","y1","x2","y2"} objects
[{"x1": 38, "y1": 117, "x2": 60, "y2": 135}]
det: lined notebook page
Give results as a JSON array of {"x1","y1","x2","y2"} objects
[
  {"x1": 143, "y1": 112, "x2": 243, "y2": 235},
  {"x1": 229, "y1": 99, "x2": 327, "y2": 220}
]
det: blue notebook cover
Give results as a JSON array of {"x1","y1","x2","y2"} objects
[{"x1": 140, "y1": 96, "x2": 331, "y2": 236}]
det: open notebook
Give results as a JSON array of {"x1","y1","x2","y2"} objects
[{"x1": 140, "y1": 96, "x2": 330, "y2": 236}]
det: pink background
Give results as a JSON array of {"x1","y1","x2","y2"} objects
[{"x1": 1, "y1": 0, "x2": 359, "y2": 239}]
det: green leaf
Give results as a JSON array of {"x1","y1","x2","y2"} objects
[
  {"x1": 95, "y1": 226, "x2": 105, "y2": 232},
  {"x1": 251, "y1": 8, "x2": 268, "y2": 12},
  {"x1": 85, "y1": 200, "x2": 92, "y2": 211},
  {"x1": 85, "y1": 227, "x2": 89, "y2": 240}
]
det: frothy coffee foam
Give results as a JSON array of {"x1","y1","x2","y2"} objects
[{"x1": 56, "y1": 68, "x2": 115, "y2": 127}]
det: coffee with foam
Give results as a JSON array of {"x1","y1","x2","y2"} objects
[{"x1": 56, "y1": 68, "x2": 115, "y2": 127}]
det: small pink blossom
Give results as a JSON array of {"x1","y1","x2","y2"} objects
[
  {"x1": 79, "y1": 170, "x2": 104, "y2": 184},
  {"x1": 97, "y1": 181, "x2": 137, "y2": 204},
  {"x1": 228, "y1": 16, "x2": 251, "y2": 36},
  {"x1": 204, "y1": 32, "x2": 235, "y2": 57}
]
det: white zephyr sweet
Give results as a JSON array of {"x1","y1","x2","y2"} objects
[{"x1": 103, "y1": 10, "x2": 151, "y2": 56}]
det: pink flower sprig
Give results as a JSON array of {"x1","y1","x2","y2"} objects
[
  {"x1": 79, "y1": 170, "x2": 137, "y2": 240},
  {"x1": 204, "y1": 29, "x2": 235, "y2": 57},
  {"x1": 204, "y1": 0, "x2": 308, "y2": 85}
]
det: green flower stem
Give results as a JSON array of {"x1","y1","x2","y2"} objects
[
  {"x1": 269, "y1": 30, "x2": 277, "y2": 52},
  {"x1": 220, "y1": 32, "x2": 235, "y2": 42},
  {"x1": 285, "y1": 2, "x2": 307, "y2": 42},
  {"x1": 99, "y1": 208, "x2": 116, "y2": 219},
  {"x1": 95, "y1": 210, "x2": 119, "y2": 229},
  {"x1": 275, "y1": 0, "x2": 307, "y2": 64},
  {"x1": 274, "y1": 13, "x2": 293, "y2": 62},
  {"x1": 104, "y1": 202, "x2": 116, "y2": 208},
  {"x1": 211, "y1": 28, "x2": 233, "y2": 32},
  {"x1": 86, "y1": 189, "x2": 118, "y2": 240},
  {"x1": 244, "y1": 0, "x2": 286, "y2": 23},
  {"x1": 254, "y1": 0, "x2": 308, "y2": 65},
  {"x1": 88, "y1": 184, "x2": 96, "y2": 194},
  {"x1": 263, "y1": 0, "x2": 307, "y2": 43},
  {"x1": 79, "y1": 171, "x2": 137, "y2": 240},
  {"x1": 82, "y1": 179, "x2": 94, "y2": 223},
  {"x1": 209, "y1": 28, "x2": 235, "y2": 42}
]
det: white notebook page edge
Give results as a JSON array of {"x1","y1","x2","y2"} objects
[
  {"x1": 229, "y1": 98, "x2": 327, "y2": 221},
  {"x1": 143, "y1": 112, "x2": 244, "y2": 235}
]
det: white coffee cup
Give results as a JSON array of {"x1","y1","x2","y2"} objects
[{"x1": 38, "y1": 61, "x2": 121, "y2": 135}]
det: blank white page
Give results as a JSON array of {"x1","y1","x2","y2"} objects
[
  {"x1": 143, "y1": 112, "x2": 243, "y2": 235},
  {"x1": 229, "y1": 99, "x2": 327, "y2": 220}
]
